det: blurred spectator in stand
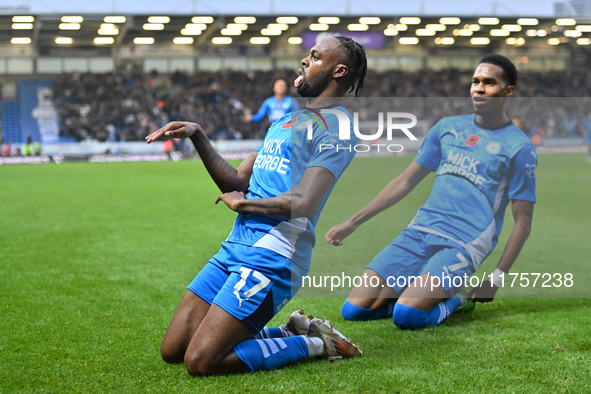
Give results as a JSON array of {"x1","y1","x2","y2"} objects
[
  {"x1": 22, "y1": 134, "x2": 33, "y2": 156},
  {"x1": 1, "y1": 140, "x2": 11, "y2": 157},
  {"x1": 33, "y1": 141, "x2": 42, "y2": 156}
]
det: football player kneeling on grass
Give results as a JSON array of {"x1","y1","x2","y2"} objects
[{"x1": 146, "y1": 36, "x2": 367, "y2": 375}]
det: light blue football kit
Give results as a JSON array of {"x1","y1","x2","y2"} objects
[
  {"x1": 250, "y1": 96, "x2": 301, "y2": 123},
  {"x1": 344, "y1": 114, "x2": 537, "y2": 329},
  {"x1": 188, "y1": 105, "x2": 356, "y2": 371}
]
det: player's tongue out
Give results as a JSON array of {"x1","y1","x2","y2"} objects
[{"x1": 294, "y1": 75, "x2": 304, "y2": 88}]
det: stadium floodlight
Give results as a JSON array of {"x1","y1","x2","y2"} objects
[
  {"x1": 309, "y1": 23, "x2": 329, "y2": 31},
  {"x1": 517, "y1": 18, "x2": 538, "y2": 26},
  {"x1": 547, "y1": 37, "x2": 560, "y2": 45},
  {"x1": 556, "y1": 18, "x2": 576, "y2": 26},
  {"x1": 478, "y1": 17, "x2": 499, "y2": 25},
  {"x1": 537, "y1": 29, "x2": 547, "y2": 37},
  {"x1": 148, "y1": 16, "x2": 170, "y2": 24},
  {"x1": 440, "y1": 17, "x2": 461, "y2": 25},
  {"x1": 576, "y1": 25, "x2": 591, "y2": 32},
  {"x1": 399, "y1": 37, "x2": 419, "y2": 45},
  {"x1": 59, "y1": 23, "x2": 81, "y2": 30},
  {"x1": 98, "y1": 27, "x2": 119, "y2": 35},
  {"x1": 454, "y1": 29, "x2": 473, "y2": 36},
  {"x1": 396, "y1": 24, "x2": 408, "y2": 31},
  {"x1": 526, "y1": 29, "x2": 537, "y2": 37},
  {"x1": 11, "y1": 37, "x2": 31, "y2": 44},
  {"x1": 181, "y1": 28, "x2": 202, "y2": 35},
  {"x1": 234, "y1": 16, "x2": 256, "y2": 24},
  {"x1": 143, "y1": 23, "x2": 165, "y2": 31},
  {"x1": 425, "y1": 24, "x2": 446, "y2": 31},
  {"x1": 564, "y1": 30, "x2": 582, "y2": 38},
  {"x1": 469, "y1": 24, "x2": 481, "y2": 31},
  {"x1": 94, "y1": 37, "x2": 115, "y2": 45},
  {"x1": 470, "y1": 37, "x2": 490, "y2": 45},
  {"x1": 173, "y1": 37, "x2": 194, "y2": 44},
  {"x1": 261, "y1": 28, "x2": 282, "y2": 35},
  {"x1": 359, "y1": 17, "x2": 381, "y2": 25},
  {"x1": 134, "y1": 37, "x2": 155, "y2": 44},
  {"x1": 186, "y1": 23, "x2": 207, "y2": 30},
  {"x1": 226, "y1": 23, "x2": 248, "y2": 30},
  {"x1": 221, "y1": 28, "x2": 243, "y2": 35},
  {"x1": 318, "y1": 17, "x2": 340, "y2": 24},
  {"x1": 502, "y1": 24, "x2": 522, "y2": 32},
  {"x1": 416, "y1": 29, "x2": 436, "y2": 36},
  {"x1": 192, "y1": 16, "x2": 214, "y2": 24},
  {"x1": 61, "y1": 16, "x2": 84, "y2": 23},
  {"x1": 277, "y1": 17, "x2": 299, "y2": 24},
  {"x1": 348, "y1": 23, "x2": 369, "y2": 31},
  {"x1": 490, "y1": 29, "x2": 510, "y2": 36},
  {"x1": 577, "y1": 38, "x2": 591, "y2": 45},
  {"x1": 384, "y1": 27, "x2": 398, "y2": 36},
  {"x1": 288, "y1": 37, "x2": 302, "y2": 44},
  {"x1": 400, "y1": 17, "x2": 421, "y2": 25},
  {"x1": 104, "y1": 16, "x2": 126, "y2": 23},
  {"x1": 267, "y1": 23, "x2": 289, "y2": 30},
  {"x1": 212, "y1": 36, "x2": 232, "y2": 44},
  {"x1": 434, "y1": 37, "x2": 454, "y2": 45},
  {"x1": 12, "y1": 16, "x2": 34, "y2": 23},
  {"x1": 55, "y1": 37, "x2": 73, "y2": 45},
  {"x1": 250, "y1": 37, "x2": 271, "y2": 45},
  {"x1": 12, "y1": 23, "x2": 33, "y2": 30},
  {"x1": 506, "y1": 37, "x2": 517, "y2": 45}
]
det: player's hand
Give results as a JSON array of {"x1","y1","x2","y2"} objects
[
  {"x1": 325, "y1": 221, "x2": 357, "y2": 246},
  {"x1": 467, "y1": 279, "x2": 499, "y2": 303},
  {"x1": 215, "y1": 191, "x2": 247, "y2": 212},
  {"x1": 244, "y1": 114, "x2": 252, "y2": 122},
  {"x1": 145, "y1": 121, "x2": 202, "y2": 144}
]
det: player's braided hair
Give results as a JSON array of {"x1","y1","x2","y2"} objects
[{"x1": 334, "y1": 36, "x2": 367, "y2": 97}]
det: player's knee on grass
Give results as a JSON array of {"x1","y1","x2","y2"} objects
[
  {"x1": 341, "y1": 299, "x2": 394, "y2": 321},
  {"x1": 184, "y1": 349, "x2": 221, "y2": 376},
  {"x1": 160, "y1": 337, "x2": 186, "y2": 364},
  {"x1": 392, "y1": 303, "x2": 433, "y2": 330}
]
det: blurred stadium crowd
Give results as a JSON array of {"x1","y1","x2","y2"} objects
[{"x1": 50, "y1": 63, "x2": 591, "y2": 143}]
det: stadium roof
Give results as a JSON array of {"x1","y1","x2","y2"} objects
[
  {"x1": 0, "y1": 0, "x2": 570, "y2": 17},
  {"x1": 1, "y1": 13, "x2": 591, "y2": 54}
]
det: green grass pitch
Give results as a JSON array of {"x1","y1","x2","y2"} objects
[{"x1": 1, "y1": 153, "x2": 590, "y2": 392}]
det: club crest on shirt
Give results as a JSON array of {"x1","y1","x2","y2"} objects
[
  {"x1": 465, "y1": 135, "x2": 479, "y2": 146},
  {"x1": 485, "y1": 141, "x2": 501, "y2": 154}
]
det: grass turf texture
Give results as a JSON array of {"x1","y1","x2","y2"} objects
[{"x1": 1, "y1": 153, "x2": 589, "y2": 392}]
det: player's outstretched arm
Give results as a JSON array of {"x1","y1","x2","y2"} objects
[
  {"x1": 145, "y1": 121, "x2": 254, "y2": 193},
  {"x1": 215, "y1": 166, "x2": 335, "y2": 220},
  {"x1": 248, "y1": 99, "x2": 271, "y2": 123},
  {"x1": 469, "y1": 199, "x2": 534, "y2": 302},
  {"x1": 325, "y1": 161, "x2": 432, "y2": 246}
]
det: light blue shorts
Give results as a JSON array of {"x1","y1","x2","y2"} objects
[
  {"x1": 367, "y1": 227, "x2": 476, "y2": 297},
  {"x1": 188, "y1": 241, "x2": 308, "y2": 333}
]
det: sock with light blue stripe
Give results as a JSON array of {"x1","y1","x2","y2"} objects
[
  {"x1": 392, "y1": 296, "x2": 462, "y2": 330},
  {"x1": 234, "y1": 336, "x2": 309, "y2": 372},
  {"x1": 253, "y1": 326, "x2": 286, "y2": 339}
]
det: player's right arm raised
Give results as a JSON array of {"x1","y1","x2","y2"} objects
[
  {"x1": 145, "y1": 121, "x2": 255, "y2": 193},
  {"x1": 325, "y1": 161, "x2": 432, "y2": 246}
]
